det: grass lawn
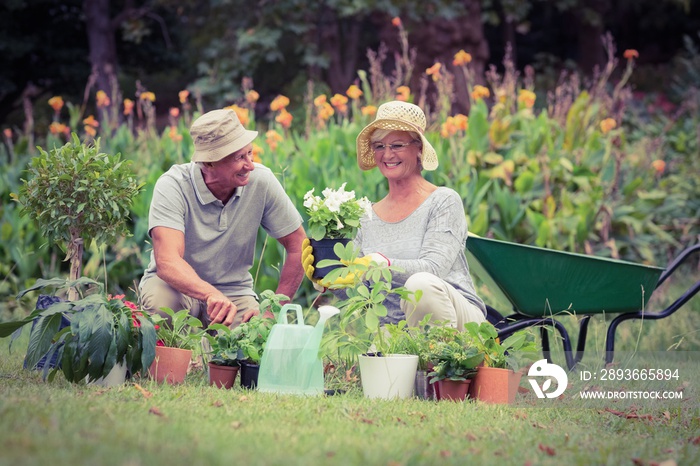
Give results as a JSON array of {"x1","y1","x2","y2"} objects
[{"x1": 1, "y1": 326, "x2": 698, "y2": 466}]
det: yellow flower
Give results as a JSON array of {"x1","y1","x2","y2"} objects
[
  {"x1": 396, "y1": 86, "x2": 410, "y2": 102},
  {"x1": 83, "y1": 115, "x2": 99, "y2": 128},
  {"x1": 346, "y1": 85, "x2": 363, "y2": 100},
  {"x1": 168, "y1": 125, "x2": 183, "y2": 142},
  {"x1": 314, "y1": 95, "x2": 327, "y2": 107},
  {"x1": 471, "y1": 85, "x2": 490, "y2": 100},
  {"x1": 169, "y1": 107, "x2": 180, "y2": 118},
  {"x1": 651, "y1": 159, "x2": 666, "y2": 175},
  {"x1": 140, "y1": 92, "x2": 156, "y2": 102},
  {"x1": 96, "y1": 90, "x2": 110, "y2": 108},
  {"x1": 361, "y1": 105, "x2": 377, "y2": 116},
  {"x1": 252, "y1": 143, "x2": 263, "y2": 163},
  {"x1": 123, "y1": 99, "x2": 134, "y2": 116},
  {"x1": 517, "y1": 89, "x2": 536, "y2": 108},
  {"x1": 178, "y1": 90, "x2": 190, "y2": 104},
  {"x1": 48, "y1": 96, "x2": 64, "y2": 112},
  {"x1": 246, "y1": 90, "x2": 260, "y2": 104},
  {"x1": 623, "y1": 49, "x2": 639, "y2": 60},
  {"x1": 600, "y1": 118, "x2": 617, "y2": 134},
  {"x1": 426, "y1": 62, "x2": 441, "y2": 82},
  {"x1": 225, "y1": 104, "x2": 250, "y2": 126},
  {"x1": 270, "y1": 95, "x2": 290, "y2": 112},
  {"x1": 318, "y1": 102, "x2": 334, "y2": 121},
  {"x1": 452, "y1": 50, "x2": 472, "y2": 66},
  {"x1": 275, "y1": 108, "x2": 293, "y2": 129},
  {"x1": 392, "y1": 17, "x2": 402, "y2": 27}
]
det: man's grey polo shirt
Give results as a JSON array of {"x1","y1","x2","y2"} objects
[{"x1": 140, "y1": 162, "x2": 302, "y2": 297}]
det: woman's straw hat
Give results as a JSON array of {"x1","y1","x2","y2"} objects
[
  {"x1": 190, "y1": 109, "x2": 258, "y2": 163},
  {"x1": 356, "y1": 101, "x2": 438, "y2": 171}
]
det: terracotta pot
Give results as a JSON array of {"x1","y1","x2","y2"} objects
[
  {"x1": 148, "y1": 346, "x2": 192, "y2": 384},
  {"x1": 310, "y1": 238, "x2": 351, "y2": 279},
  {"x1": 469, "y1": 366, "x2": 523, "y2": 404},
  {"x1": 208, "y1": 362, "x2": 239, "y2": 389},
  {"x1": 436, "y1": 379, "x2": 471, "y2": 401}
]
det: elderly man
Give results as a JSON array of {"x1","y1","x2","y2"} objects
[{"x1": 139, "y1": 108, "x2": 306, "y2": 327}]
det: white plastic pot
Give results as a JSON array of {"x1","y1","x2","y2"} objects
[{"x1": 358, "y1": 354, "x2": 418, "y2": 399}]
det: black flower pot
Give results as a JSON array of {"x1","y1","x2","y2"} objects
[
  {"x1": 239, "y1": 360, "x2": 260, "y2": 389},
  {"x1": 310, "y1": 238, "x2": 351, "y2": 279}
]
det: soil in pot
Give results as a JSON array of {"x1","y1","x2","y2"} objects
[
  {"x1": 436, "y1": 379, "x2": 471, "y2": 401},
  {"x1": 148, "y1": 346, "x2": 192, "y2": 384},
  {"x1": 208, "y1": 362, "x2": 239, "y2": 389}
]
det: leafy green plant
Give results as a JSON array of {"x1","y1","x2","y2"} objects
[
  {"x1": 232, "y1": 315, "x2": 274, "y2": 365},
  {"x1": 0, "y1": 277, "x2": 157, "y2": 383},
  {"x1": 428, "y1": 339, "x2": 484, "y2": 383},
  {"x1": 151, "y1": 308, "x2": 204, "y2": 351},
  {"x1": 205, "y1": 324, "x2": 240, "y2": 367},
  {"x1": 463, "y1": 321, "x2": 537, "y2": 371},
  {"x1": 303, "y1": 183, "x2": 372, "y2": 240},
  {"x1": 11, "y1": 134, "x2": 142, "y2": 298}
]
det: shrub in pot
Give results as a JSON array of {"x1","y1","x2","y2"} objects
[
  {"x1": 464, "y1": 322, "x2": 537, "y2": 404},
  {"x1": 427, "y1": 326, "x2": 484, "y2": 401},
  {"x1": 205, "y1": 323, "x2": 241, "y2": 389},
  {"x1": 149, "y1": 308, "x2": 204, "y2": 384}
]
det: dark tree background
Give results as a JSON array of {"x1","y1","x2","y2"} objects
[{"x1": 1, "y1": 0, "x2": 698, "y2": 129}]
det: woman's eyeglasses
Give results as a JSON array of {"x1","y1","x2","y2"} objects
[{"x1": 371, "y1": 141, "x2": 418, "y2": 154}]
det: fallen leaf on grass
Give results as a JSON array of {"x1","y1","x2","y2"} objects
[
  {"x1": 439, "y1": 450, "x2": 452, "y2": 458},
  {"x1": 603, "y1": 407, "x2": 653, "y2": 421},
  {"x1": 212, "y1": 400, "x2": 224, "y2": 408},
  {"x1": 238, "y1": 395, "x2": 248, "y2": 402},
  {"x1": 148, "y1": 406, "x2": 164, "y2": 417},
  {"x1": 465, "y1": 432, "x2": 477, "y2": 441},
  {"x1": 133, "y1": 383, "x2": 152, "y2": 399},
  {"x1": 230, "y1": 421, "x2": 242, "y2": 429},
  {"x1": 360, "y1": 418, "x2": 374, "y2": 425},
  {"x1": 538, "y1": 443, "x2": 556, "y2": 456},
  {"x1": 690, "y1": 436, "x2": 700, "y2": 445},
  {"x1": 675, "y1": 381, "x2": 690, "y2": 392}
]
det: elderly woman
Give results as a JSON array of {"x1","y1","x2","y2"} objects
[{"x1": 305, "y1": 101, "x2": 486, "y2": 329}]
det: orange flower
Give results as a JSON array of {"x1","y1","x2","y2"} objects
[
  {"x1": 84, "y1": 125, "x2": 97, "y2": 137},
  {"x1": 49, "y1": 122, "x2": 69, "y2": 136},
  {"x1": 651, "y1": 159, "x2": 666, "y2": 175},
  {"x1": 517, "y1": 89, "x2": 536, "y2": 108},
  {"x1": 453, "y1": 50, "x2": 472, "y2": 66},
  {"x1": 266, "y1": 129, "x2": 283, "y2": 150},
  {"x1": 178, "y1": 90, "x2": 190, "y2": 104},
  {"x1": 346, "y1": 85, "x2": 363, "y2": 100},
  {"x1": 440, "y1": 114, "x2": 469, "y2": 137},
  {"x1": 96, "y1": 90, "x2": 110, "y2": 108},
  {"x1": 361, "y1": 105, "x2": 377, "y2": 117},
  {"x1": 453, "y1": 114, "x2": 468, "y2": 131},
  {"x1": 318, "y1": 102, "x2": 334, "y2": 121},
  {"x1": 471, "y1": 85, "x2": 490, "y2": 100},
  {"x1": 275, "y1": 108, "x2": 293, "y2": 129},
  {"x1": 270, "y1": 95, "x2": 290, "y2": 112},
  {"x1": 600, "y1": 118, "x2": 616, "y2": 134},
  {"x1": 3, "y1": 128, "x2": 11, "y2": 139},
  {"x1": 330, "y1": 93, "x2": 348, "y2": 109},
  {"x1": 83, "y1": 115, "x2": 99, "y2": 128},
  {"x1": 48, "y1": 96, "x2": 64, "y2": 112},
  {"x1": 225, "y1": 104, "x2": 250, "y2": 126},
  {"x1": 168, "y1": 125, "x2": 183, "y2": 142},
  {"x1": 169, "y1": 107, "x2": 180, "y2": 118},
  {"x1": 392, "y1": 17, "x2": 402, "y2": 28},
  {"x1": 314, "y1": 95, "x2": 327, "y2": 107},
  {"x1": 623, "y1": 49, "x2": 639, "y2": 60},
  {"x1": 123, "y1": 99, "x2": 134, "y2": 116},
  {"x1": 425, "y1": 62, "x2": 442, "y2": 82},
  {"x1": 246, "y1": 90, "x2": 260, "y2": 104},
  {"x1": 396, "y1": 86, "x2": 410, "y2": 102},
  {"x1": 140, "y1": 92, "x2": 156, "y2": 102},
  {"x1": 252, "y1": 143, "x2": 263, "y2": 163}
]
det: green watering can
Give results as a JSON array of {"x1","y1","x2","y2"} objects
[{"x1": 257, "y1": 304, "x2": 339, "y2": 395}]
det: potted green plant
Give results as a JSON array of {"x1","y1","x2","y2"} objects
[
  {"x1": 149, "y1": 308, "x2": 204, "y2": 384},
  {"x1": 204, "y1": 323, "x2": 241, "y2": 389},
  {"x1": 427, "y1": 326, "x2": 484, "y2": 401},
  {"x1": 321, "y1": 243, "x2": 421, "y2": 399},
  {"x1": 234, "y1": 315, "x2": 274, "y2": 389},
  {"x1": 303, "y1": 183, "x2": 372, "y2": 279},
  {"x1": 0, "y1": 277, "x2": 157, "y2": 385},
  {"x1": 464, "y1": 322, "x2": 537, "y2": 404}
]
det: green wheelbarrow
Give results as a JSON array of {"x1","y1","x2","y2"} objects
[{"x1": 466, "y1": 235, "x2": 700, "y2": 370}]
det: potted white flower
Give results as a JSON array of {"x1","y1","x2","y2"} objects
[{"x1": 303, "y1": 182, "x2": 372, "y2": 279}]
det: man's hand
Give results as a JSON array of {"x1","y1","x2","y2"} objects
[
  {"x1": 205, "y1": 291, "x2": 238, "y2": 326},
  {"x1": 241, "y1": 308, "x2": 274, "y2": 323}
]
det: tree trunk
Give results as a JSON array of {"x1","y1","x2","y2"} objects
[
  {"x1": 575, "y1": 0, "x2": 609, "y2": 74},
  {"x1": 317, "y1": 10, "x2": 362, "y2": 93},
  {"x1": 67, "y1": 229, "x2": 83, "y2": 301},
  {"x1": 83, "y1": 0, "x2": 120, "y2": 100}
]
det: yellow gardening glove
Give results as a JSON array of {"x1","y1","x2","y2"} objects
[{"x1": 302, "y1": 238, "x2": 381, "y2": 290}]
